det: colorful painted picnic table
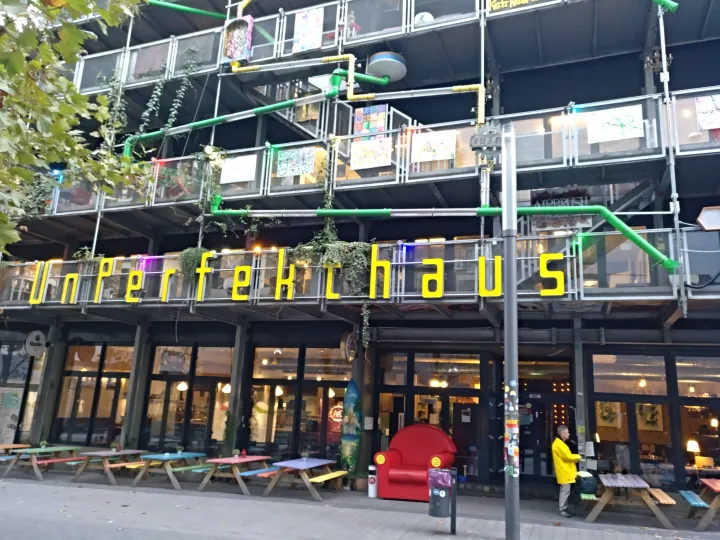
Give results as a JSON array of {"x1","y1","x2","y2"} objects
[
  {"x1": 0, "y1": 444, "x2": 30, "y2": 452},
  {"x1": 2, "y1": 445, "x2": 81, "y2": 481},
  {"x1": 131, "y1": 452, "x2": 206, "y2": 491},
  {"x1": 696, "y1": 478, "x2": 720, "y2": 531},
  {"x1": 263, "y1": 457, "x2": 347, "y2": 502},
  {"x1": 73, "y1": 449, "x2": 148, "y2": 485},
  {"x1": 585, "y1": 473, "x2": 674, "y2": 529},
  {"x1": 197, "y1": 455, "x2": 272, "y2": 495}
]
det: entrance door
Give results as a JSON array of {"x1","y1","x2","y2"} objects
[
  {"x1": 449, "y1": 399, "x2": 481, "y2": 479},
  {"x1": 519, "y1": 399, "x2": 575, "y2": 480}
]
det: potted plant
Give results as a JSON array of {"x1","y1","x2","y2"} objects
[
  {"x1": 176, "y1": 446, "x2": 185, "y2": 454},
  {"x1": 232, "y1": 449, "x2": 240, "y2": 457},
  {"x1": 39, "y1": 440, "x2": 48, "y2": 449},
  {"x1": 110, "y1": 441, "x2": 120, "y2": 453}
]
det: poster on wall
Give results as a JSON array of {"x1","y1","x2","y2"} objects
[
  {"x1": 353, "y1": 105, "x2": 387, "y2": 141},
  {"x1": 585, "y1": 104, "x2": 645, "y2": 144},
  {"x1": 340, "y1": 379, "x2": 362, "y2": 479},
  {"x1": 350, "y1": 137, "x2": 393, "y2": 170},
  {"x1": 410, "y1": 130, "x2": 457, "y2": 163},
  {"x1": 220, "y1": 154, "x2": 258, "y2": 185},
  {"x1": 0, "y1": 387, "x2": 23, "y2": 444},
  {"x1": 695, "y1": 95, "x2": 720, "y2": 131},
  {"x1": 292, "y1": 7, "x2": 324, "y2": 54},
  {"x1": 527, "y1": 186, "x2": 593, "y2": 231},
  {"x1": 595, "y1": 401, "x2": 622, "y2": 429},
  {"x1": 276, "y1": 147, "x2": 316, "y2": 177},
  {"x1": 636, "y1": 403, "x2": 663, "y2": 432},
  {"x1": 222, "y1": 16, "x2": 254, "y2": 64}
]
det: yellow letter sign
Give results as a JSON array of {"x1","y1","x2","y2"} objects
[
  {"x1": 539, "y1": 253, "x2": 565, "y2": 296},
  {"x1": 275, "y1": 249, "x2": 295, "y2": 300},
  {"x1": 421, "y1": 259, "x2": 444, "y2": 299},
  {"x1": 478, "y1": 256, "x2": 502, "y2": 297}
]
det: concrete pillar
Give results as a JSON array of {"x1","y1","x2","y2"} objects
[
  {"x1": 120, "y1": 319, "x2": 152, "y2": 448},
  {"x1": 573, "y1": 315, "x2": 588, "y2": 470},
  {"x1": 30, "y1": 319, "x2": 66, "y2": 443},
  {"x1": 227, "y1": 324, "x2": 250, "y2": 454}
]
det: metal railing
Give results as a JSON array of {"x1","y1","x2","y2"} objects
[{"x1": 682, "y1": 229, "x2": 720, "y2": 299}]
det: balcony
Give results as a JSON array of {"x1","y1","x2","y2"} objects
[
  {"x1": 0, "y1": 233, "x2": 681, "y2": 310},
  {"x1": 673, "y1": 86, "x2": 720, "y2": 157},
  {"x1": 683, "y1": 229, "x2": 720, "y2": 299}
]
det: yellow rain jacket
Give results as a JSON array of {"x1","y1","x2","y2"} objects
[{"x1": 552, "y1": 437, "x2": 581, "y2": 485}]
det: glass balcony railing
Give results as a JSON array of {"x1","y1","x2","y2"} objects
[
  {"x1": 76, "y1": 50, "x2": 125, "y2": 94},
  {"x1": 683, "y1": 229, "x2": 720, "y2": 298},
  {"x1": 123, "y1": 40, "x2": 171, "y2": 88},
  {"x1": 405, "y1": 122, "x2": 477, "y2": 182},
  {"x1": 214, "y1": 147, "x2": 266, "y2": 199},
  {"x1": 254, "y1": 249, "x2": 323, "y2": 304},
  {"x1": 266, "y1": 140, "x2": 330, "y2": 195},
  {"x1": 173, "y1": 29, "x2": 222, "y2": 77},
  {"x1": 249, "y1": 14, "x2": 280, "y2": 62},
  {"x1": 102, "y1": 181, "x2": 149, "y2": 211},
  {"x1": 335, "y1": 129, "x2": 404, "y2": 188},
  {"x1": 54, "y1": 176, "x2": 100, "y2": 215},
  {"x1": 203, "y1": 251, "x2": 256, "y2": 302},
  {"x1": 345, "y1": 0, "x2": 407, "y2": 44},
  {"x1": 579, "y1": 229, "x2": 676, "y2": 300},
  {"x1": 280, "y1": 2, "x2": 341, "y2": 57},
  {"x1": 153, "y1": 157, "x2": 205, "y2": 205},
  {"x1": 409, "y1": 0, "x2": 479, "y2": 32},
  {"x1": 486, "y1": 0, "x2": 561, "y2": 18},
  {"x1": 572, "y1": 96, "x2": 664, "y2": 165},
  {"x1": 673, "y1": 87, "x2": 720, "y2": 156}
]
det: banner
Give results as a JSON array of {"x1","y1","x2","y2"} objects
[
  {"x1": 292, "y1": 7, "x2": 324, "y2": 54},
  {"x1": 222, "y1": 16, "x2": 254, "y2": 63},
  {"x1": 350, "y1": 137, "x2": 393, "y2": 170},
  {"x1": 220, "y1": 154, "x2": 258, "y2": 185},
  {"x1": 411, "y1": 130, "x2": 457, "y2": 163},
  {"x1": 586, "y1": 104, "x2": 645, "y2": 144},
  {"x1": 276, "y1": 147, "x2": 316, "y2": 177},
  {"x1": 695, "y1": 95, "x2": 720, "y2": 131},
  {"x1": 0, "y1": 387, "x2": 23, "y2": 444},
  {"x1": 353, "y1": 105, "x2": 387, "y2": 141},
  {"x1": 340, "y1": 379, "x2": 362, "y2": 478}
]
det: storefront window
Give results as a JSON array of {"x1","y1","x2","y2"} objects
[
  {"x1": 414, "y1": 353, "x2": 480, "y2": 388},
  {"x1": 518, "y1": 361, "x2": 570, "y2": 394},
  {"x1": 153, "y1": 346, "x2": 191, "y2": 374},
  {"x1": 593, "y1": 354, "x2": 667, "y2": 395},
  {"x1": 681, "y1": 405, "x2": 719, "y2": 485},
  {"x1": 304, "y1": 348, "x2": 351, "y2": 381},
  {"x1": 65, "y1": 345, "x2": 102, "y2": 372},
  {"x1": 415, "y1": 394, "x2": 442, "y2": 427},
  {"x1": 145, "y1": 380, "x2": 167, "y2": 448},
  {"x1": 380, "y1": 353, "x2": 407, "y2": 385},
  {"x1": 197, "y1": 347, "x2": 233, "y2": 377},
  {"x1": 676, "y1": 356, "x2": 720, "y2": 397},
  {"x1": 103, "y1": 346, "x2": 133, "y2": 373},
  {"x1": 253, "y1": 347, "x2": 299, "y2": 379},
  {"x1": 326, "y1": 387, "x2": 345, "y2": 464},
  {"x1": 379, "y1": 393, "x2": 405, "y2": 450},
  {"x1": 449, "y1": 397, "x2": 480, "y2": 478},
  {"x1": 636, "y1": 403, "x2": 674, "y2": 488},
  {"x1": 593, "y1": 401, "x2": 630, "y2": 473},
  {"x1": 298, "y1": 387, "x2": 323, "y2": 456},
  {"x1": 249, "y1": 384, "x2": 294, "y2": 460},
  {"x1": 0, "y1": 344, "x2": 34, "y2": 444}
]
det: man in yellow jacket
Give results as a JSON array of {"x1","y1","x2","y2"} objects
[{"x1": 552, "y1": 425, "x2": 581, "y2": 518}]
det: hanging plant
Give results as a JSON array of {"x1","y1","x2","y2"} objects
[
  {"x1": 179, "y1": 246, "x2": 209, "y2": 283},
  {"x1": 137, "y1": 64, "x2": 166, "y2": 136},
  {"x1": 164, "y1": 48, "x2": 198, "y2": 132}
]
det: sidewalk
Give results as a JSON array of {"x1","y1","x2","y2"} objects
[{"x1": 0, "y1": 475, "x2": 715, "y2": 540}]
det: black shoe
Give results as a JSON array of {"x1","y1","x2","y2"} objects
[{"x1": 559, "y1": 511, "x2": 572, "y2": 518}]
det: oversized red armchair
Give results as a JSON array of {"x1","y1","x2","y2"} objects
[{"x1": 374, "y1": 424, "x2": 457, "y2": 502}]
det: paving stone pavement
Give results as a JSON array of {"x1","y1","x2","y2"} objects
[{"x1": 0, "y1": 478, "x2": 714, "y2": 540}]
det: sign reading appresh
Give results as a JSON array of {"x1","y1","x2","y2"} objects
[
  {"x1": 22, "y1": 247, "x2": 566, "y2": 306},
  {"x1": 489, "y1": 0, "x2": 557, "y2": 14}
]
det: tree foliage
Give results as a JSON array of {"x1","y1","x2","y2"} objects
[{"x1": 0, "y1": 0, "x2": 149, "y2": 253}]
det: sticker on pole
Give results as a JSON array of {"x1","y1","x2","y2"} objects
[
  {"x1": 431, "y1": 456, "x2": 441, "y2": 467},
  {"x1": 369, "y1": 477, "x2": 376, "y2": 485},
  {"x1": 439, "y1": 490, "x2": 446, "y2": 498}
]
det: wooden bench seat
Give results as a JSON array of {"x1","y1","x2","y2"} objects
[
  {"x1": 0, "y1": 456, "x2": 15, "y2": 462},
  {"x1": 648, "y1": 488, "x2": 676, "y2": 505},
  {"x1": 679, "y1": 490, "x2": 708, "y2": 508},
  {"x1": 192, "y1": 464, "x2": 230, "y2": 473},
  {"x1": 238, "y1": 466, "x2": 279, "y2": 477},
  {"x1": 106, "y1": 461, "x2": 146, "y2": 469},
  {"x1": 125, "y1": 461, "x2": 161, "y2": 469},
  {"x1": 309, "y1": 470, "x2": 348, "y2": 484},
  {"x1": 36, "y1": 457, "x2": 82, "y2": 466},
  {"x1": 169, "y1": 464, "x2": 206, "y2": 473}
]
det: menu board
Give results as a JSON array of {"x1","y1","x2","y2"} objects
[
  {"x1": 353, "y1": 104, "x2": 388, "y2": 141},
  {"x1": 0, "y1": 387, "x2": 23, "y2": 444}
]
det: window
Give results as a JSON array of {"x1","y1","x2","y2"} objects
[
  {"x1": 378, "y1": 393, "x2": 405, "y2": 451},
  {"x1": 593, "y1": 354, "x2": 667, "y2": 395},
  {"x1": 249, "y1": 384, "x2": 295, "y2": 460},
  {"x1": 593, "y1": 401, "x2": 630, "y2": 473},
  {"x1": 636, "y1": 403, "x2": 674, "y2": 488},
  {"x1": 414, "y1": 353, "x2": 480, "y2": 389},
  {"x1": 196, "y1": 347, "x2": 233, "y2": 377},
  {"x1": 103, "y1": 346, "x2": 133, "y2": 373},
  {"x1": 65, "y1": 345, "x2": 102, "y2": 372},
  {"x1": 676, "y1": 356, "x2": 720, "y2": 397},
  {"x1": 380, "y1": 353, "x2": 407, "y2": 385},
  {"x1": 253, "y1": 347, "x2": 299, "y2": 379},
  {"x1": 519, "y1": 361, "x2": 570, "y2": 394},
  {"x1": 0, "y1": 344, "x2": 34, "y2": 444},
  {"x1": 303, "y1": 348, "x2": 351, "y2": 381},
  {"x1": 153, "y1": 346, "x2": 191, "y2": 375},
  {"x1": 415, "y1": 394, "x2": 442, "y2": 427},
  {"x1": 681, "y1": 405, "x2": 719, "y2": 485}
]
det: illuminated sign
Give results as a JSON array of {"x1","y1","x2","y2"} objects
[{"x1": 21, "y1": 247, "x2": 566, "y2": 306}]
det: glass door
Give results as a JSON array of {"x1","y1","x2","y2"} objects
[
  {"x1": 187, "y1": 380, "x2": 214, "y2": 452},
  {"x1": 449, "y1": 397, "x2": 481, "y2": 479}
]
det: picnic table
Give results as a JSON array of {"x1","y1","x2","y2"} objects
[
  {"x1": 2, "y1": 445, "x2": 81, "y2": 481},
  {"x1": 131, "y1": 451, "x2": 206, "y2": 491},
  {"x1": 585, "y1": 473, "x2": 674, "y2": 529},
  {"x1": 263, "y1": 457, "x2": 347, "y2": 502},
  {"x1": 0, "y1": 444, "x2": 30, "y2": 452},
  {"x1": 73, "y1": 449, "x2": 148, "y2": 485},
  {"x1": 197, "y1": 455, "x2": 272, "y2": 495},
  {"x1": 696, "y1": 478, "x2": 720, "y2": 531}
]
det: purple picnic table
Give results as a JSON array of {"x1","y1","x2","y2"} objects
[
  {"x1": 73, "y1": 449, "x2": 148, "y2": 485},
  {"x1": 262, "y1": 458, "x2": 348, "y2": 502}
]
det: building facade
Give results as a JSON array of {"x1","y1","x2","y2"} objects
[{"x1": 1, "y1": 0, "x2": 720, "y2": 491}]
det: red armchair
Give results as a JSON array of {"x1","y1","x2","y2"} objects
[{"x1": 374, "y1": 424, "x2": 457, "y2": 502}]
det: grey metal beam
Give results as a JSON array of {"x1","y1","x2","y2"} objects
[
  {"x1": 661, "y1": 301, "x2": 683, "y2": 329},
  {"x1": 701, "y1": 0, "x2": 716, "y2": 39},
  {"x1": 480, "y1": 302, "x2": 501, "y2": 328},
  {"x1": 644, "y1": 3, "x2": 659, "y2": 55},
  {"x1": 573, "y1": 315, "x2": 587, "y2": 470},
  {"x1": 226, "y1": 323, "x2": 249, "y2": 454},
  {"x1": 429, "y1": 183, "x2": 449, "y2": 208},
  {"x1": 535, "y1": 11, "x2": 544, "y2": 65},
  {"x1": 324, "y1": 304, "x2": 361, "y2": 324},
  {"x1": 591, "y1": 0, "x2": 598, "y2": 57},
  {"x1": 120, "y1": 319, "x2": 150, "y2": 448},
  {"x1": 5, "y1": 310, "x2": 57, "y2": 326}
]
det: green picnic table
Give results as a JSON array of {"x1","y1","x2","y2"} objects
[{"x1": 2, "y1": 446, "x2": 81, "y2": 481}]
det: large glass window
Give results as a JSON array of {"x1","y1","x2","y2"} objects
[
  {"x1": 249, "y1": 383, "x2": 295, "y2": 460},
  {"x1": 636, "y1": 403, "x2": 674, "y2": 488},
  {"x1": 676, "y1": 356, "x2": 720, "y2": 398},
  {"x1": 253, "y1": 347, "x2": 299, "y2": 379},
  {"x1": 593, "y1": 354, "x2": 667, "y2": 395},
  {"x1": 593, "y1": 401, "x2": 630, "y2": 473},
  {"x1": 326, "y1": 387, "x2": 345, "y2": 464},
  {"x1": 378, "y1": 392, "x2": 405, "y2": 451},
  {"x1": 304, "y1": 348, "x2": 351, "y2": 381},
  {"x1": 681, "y1": 405, "x2": 720, "y2": 485},
  {"x1": 380, "y1": 353, "x2": 407, "y2": 385},
  {"x1": 153, "y1": 346, "x2": 191, "y2": 375},
  {"x1": 298, "y1": 387, "x2": 323, "y2": 456},
  {"x1": 518, "y1": 361, "x2": 570, "y2": 394},
  {"x1": 415, "y1": 394, "x2": 442, "y2": 427},
  {"x1": 0, "y1": 344, "x2": 34, "y2": 445},
  {"x1": 197, "y1": 347, "x2": 233, "y2": 377},
  {"x1": 414, "y1": 353, "x2": 480, "y2": 388}
]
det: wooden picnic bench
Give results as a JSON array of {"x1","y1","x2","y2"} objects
[
  {"x1": 696, "y1": 478, "x2": 720, "y2": 531},
  {"x1": 197, "y1": 455, "x2": 272, "y2": 495},
  {"x1": 263, "y1": 458, "x2": 347, "y2": 502},
  {"x1": 2, "y1": 446, "x2": 81, "y2": 481},
  {"x1": 131, "y1": 452, "x2": 206, "y2": 491},
  {"x1": 73, "y1": 449, "x2": 148, "y2": 485},
  {"x1": 585, "y1": 473, "x2": 674, "y2": 530},
  {"x1": 680, "y1": 489, "x2": 709, "y2": 516}
]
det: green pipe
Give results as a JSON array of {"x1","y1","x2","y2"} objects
[
  {"x1": 147, "y1": 0, "x2": 226, "y2": 20},
  {"x1": 332, "y1": 68, "x2": 390, "y2": 86},
  {"x1": 252, "y1": 99, "x2": 297, "y2": 115},
  {"x1": 317, "y1": 208, "x2": 391, "y2": 217}
]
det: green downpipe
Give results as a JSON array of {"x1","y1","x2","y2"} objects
[
  {"x1": 252, "y1": 99, "x2": 297, "y2": 115},
  {"x1": 147, "y1": 0, "x2": 226, "y2": 20},
  {"x1": 332, "y1": 68, "x2": 390, "y2": 86},
  {"x1": 317, "y1": 208, "x2": 391, "y2": 217}
]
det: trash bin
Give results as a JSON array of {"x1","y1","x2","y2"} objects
[
  {"x1": 368, "y1": 465, "x2": 378, "y2": 498},
  {"x1": 428, "y1": 468, "x2": 453, "y2": 518}
]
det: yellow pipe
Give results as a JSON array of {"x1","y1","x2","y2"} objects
[
  {"x1": 322, "y1": 54, "x2": 374, "y2": 101},
  {"x1": 237, "y1": 0, "x2": 253, "y2": 16},
  {"x1": 231, "y1": 63, "x2": 260, "y2": 73},
  {"x1": 452, "y1": 84, "x2": 485, "y2": 126}
]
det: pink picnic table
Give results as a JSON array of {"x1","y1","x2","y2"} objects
[{"x1": 197, "y1": 455, "x2": 272, "y2": 495}]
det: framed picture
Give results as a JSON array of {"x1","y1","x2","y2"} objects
[
  {"x1": 595, "y1": 401, "x2": 622, "y2": 428},
  {"x1": 636, "y1": 403, "x2": 663, "y2": 432}
]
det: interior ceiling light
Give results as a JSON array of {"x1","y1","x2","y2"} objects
[
  {"x1": 221, "y1": 383, "x2": 231, "y2": 394},
  {"x1": 177, "y1": 381, "x2": 189, "y2": 392}
]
